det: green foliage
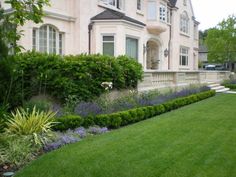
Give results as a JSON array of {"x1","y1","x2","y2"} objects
[
  {"x1": 53, "y1": 115, "x2": 83, "y2": 131},
  {"x1": 223, "y1": 84, "x2": 236, "y2": 89},
  {"x1": 117, "y1": 55, "x2": 143, "y2": 88},
  {"x1": 0, "y1": 134, "x2": 40, "y2": 167},
  {"x1": 0, "y1": 52, "x2": 143, "y2": 107},
  {"x1": 5, "y1": 106, "x2": 56, "y2": 145},
  {"x1": 205, "y1": 15, "x2": 236, "y2": 63},
  {"x1": 23, "y1": 98, "x2": 52, "y2": 113},
  {"x1": 0, "y1": 105, "x2": 9, "y2": 133},
  {"x1": 0, "y1": 0, "x2": 50, "y2": 56}
]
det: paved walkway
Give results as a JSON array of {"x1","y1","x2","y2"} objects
[{"x1": 225, "y1": 91, "x2": 236, "y2": 94}]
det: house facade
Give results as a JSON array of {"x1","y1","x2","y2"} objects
[
  {"x1": 1, "y1": 0, "x2": 230, "y2": 88},
  {"x1": 1, "y1": 0, "x2": 199, "y2": 71}
]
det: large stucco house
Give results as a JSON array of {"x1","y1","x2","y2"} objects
[{"x1": 1, "y1": 0, "x2": 230, "y2": 90}]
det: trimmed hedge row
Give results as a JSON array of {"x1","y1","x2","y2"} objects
[
  {"x1": 0, "y1": 52, "x2": 143, "y2": 108},
  {"x1": 53, "y1": 90, "x2": 216, "y2": 131},
  {"x1": 223, "y1": 84, "x2": 236, "y2": 90}
]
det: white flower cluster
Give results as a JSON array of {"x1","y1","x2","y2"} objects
[{"x1": 101, "y1": 82, "x2": 113, "y2": 90}]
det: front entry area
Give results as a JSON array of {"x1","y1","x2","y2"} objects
[{"x1": 146, "y1": 40, "x2": 160, "y2": 70}]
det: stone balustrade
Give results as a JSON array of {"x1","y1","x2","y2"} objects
[{"x1": 138, "y1": 70, "x2": 231, "y2": 91}]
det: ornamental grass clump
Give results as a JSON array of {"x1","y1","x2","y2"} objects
[{"x1": 5, "y1": 106, "x2": 57, "y2": 145}]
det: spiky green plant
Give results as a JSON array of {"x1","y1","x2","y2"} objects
[{"x1": 5, "y1": 106, "x2": 56, "y2": 145}]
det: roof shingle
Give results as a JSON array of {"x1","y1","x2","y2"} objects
[{"x1": 91, "y1": 9, "x2": 146, "y2": 26}]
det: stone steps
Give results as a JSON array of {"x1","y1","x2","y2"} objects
[{"x1": 207, "y1": 83, "x2": 230, "y2": 93}]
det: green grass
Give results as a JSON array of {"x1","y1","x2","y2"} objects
[{"x1": 16, "y1": 94, "x2": 236, "y2": 177}]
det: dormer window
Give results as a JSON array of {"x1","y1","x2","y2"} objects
[{"x1": 100, "y1": 0, "x2": 122, "y2": 9}]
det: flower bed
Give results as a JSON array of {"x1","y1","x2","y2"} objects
[{"x1": 53, "y1": 90, "x2": 216, "y2": 131}]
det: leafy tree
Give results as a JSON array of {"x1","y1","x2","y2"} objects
[
  {"x1": 205, "y1": 15, "x2": 236, "y2": 64},
  {"x1": 0, "y1": 0, "x2": 50, "y2": 57}
]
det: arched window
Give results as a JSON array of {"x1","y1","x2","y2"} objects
[
  {"x1": 32, "y1": 25, "x2": 63, "y2": 54},
  {"x1": 180, "y1": 12, "x2": 189, "y2": 34}
]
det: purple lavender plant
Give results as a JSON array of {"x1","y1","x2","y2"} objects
[
  {"x1": 74, "y1": 102, "x2": 103, "y2": 117},
  {"x1": 88, "y1": 126, "x2": 108, "y2": 135},
  {"x1": 44, "y1": 134, "x2": 80, "y2": 152},
  {"x1": 73, "y1": 127, "x2": 87, "y2": 138}
]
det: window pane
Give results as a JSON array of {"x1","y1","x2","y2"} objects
[
  {"x1": 103, "y1": 36, "x2": 114, "y2": 42},
  {"x1": 32, "y1": 29, "x2": 37, "y2": 50},
  {"x1": 126, "y1": 37, "x2": 138, "y2": 59},
  {"x1": 160, "y1": 5, "x2": 166, "y2": 21},
  {"x1": 147, "y1": 1, "x2": 157, "y2": 20},
  {"x1": 59, "y1": 33, "x2": 63, "y2": 55},
  {"x1": 39, "y1": 26, "x2": 47, "y2": 52},
  {"x1": 103, "y1": 43, "x2": 114, "y2": 56},
  {"x1": 137, "y1": 0, "x2": 141, "y2": 10}
]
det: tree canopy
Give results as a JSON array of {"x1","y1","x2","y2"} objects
[
  {"x1": 205, "y1": 15, "x2": 236, "y2": 63},
  {"x1": 0, "y1": 0, "x2": 50, "y2": 57}
]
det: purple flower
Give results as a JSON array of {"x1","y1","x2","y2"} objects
[
  {"x1": 73, "y1": 127, "x2": 87, "y2": 138},
  {"x1": 88, "y1": 126, "x2": 108, "y2": 135},
  {"x1": 74, "y1": 102, "x2": 102, "y2": 117},
  {"x1": 44, "y1": 134, "x2": 80, "y2": 152}
]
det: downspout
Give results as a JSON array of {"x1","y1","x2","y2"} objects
[
  {"x1": 88, "y1": 22, "x2": 94, "y2": 54},
  {"x1": 168, "y1": 9, "x2": 172, "y2": 70}
]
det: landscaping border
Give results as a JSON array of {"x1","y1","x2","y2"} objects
[{"x1": 53, "y1": 90, "x2": 216, "y2": 131}]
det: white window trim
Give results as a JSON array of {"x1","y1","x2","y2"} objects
[
  {"x1": 32, "y1": 25, "x2": 64, "y2": 55},
  {"x1": 136, "y1": 0, "x2": 144, "y2": 15},
  {"x1": 101, "y1": 34, "x2": 116, "y2": 56},
  {"x1": 98, "y1": 0, "x2": 124, "y2": 12}
]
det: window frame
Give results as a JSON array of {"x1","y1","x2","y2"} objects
[
  {"x1": 32, "y1": 25, "x2": 64, "y2": 55},
  {"x1": 180, "y1": 12, "x2": 189, "y2": 35},
  {"x1": 179, "y1": 46, "x2": 189, "y2": 66},
  {"x1": 99, "y1": 0, "x2": 123, "y2": 10},
  {"x1": 159, "y1": 4, "x2": 167, "y2": 22}
]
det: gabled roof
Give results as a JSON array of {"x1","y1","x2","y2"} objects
[
  {"x1": 91, "y1": 9, "x2": 146, "y2": 26},
  {"x1": 169, "y1": 0, "x2": 177, "y2": 7}
]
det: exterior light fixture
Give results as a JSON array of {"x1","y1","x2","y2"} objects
[{"x1": 164, "y1": 48, "x2": 169, "y2": 57}]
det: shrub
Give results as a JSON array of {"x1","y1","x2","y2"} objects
[
  {"x1": 0, "y1": 105, "x2": 9, "y2": 133},
  {"x1": 53, "y1": 115, "x2": 83, "y2": 131},
  {"x1": 5, "y1": 106, "x2": 56, "y2": 145},
  {"x1": 0, "y1": 135, "x2": 40, "y2": 167},
  {"x1": 0, "y1": 52, "x2": 143, "y2": 108},
  {"x1": 223, "y1": 84, "x2": 236, "y2": 90},
  {"x1": 23, "y1": 97, "x2": 52, "y2": 112}
]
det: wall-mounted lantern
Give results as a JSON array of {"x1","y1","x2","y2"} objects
[{"x1": 164, "y1": 48, "x2": 169, "y2": 57}]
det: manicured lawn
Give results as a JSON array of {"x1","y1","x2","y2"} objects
[{"x1": 16, "y1": 94, "x2": 236, "y2": 177}]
